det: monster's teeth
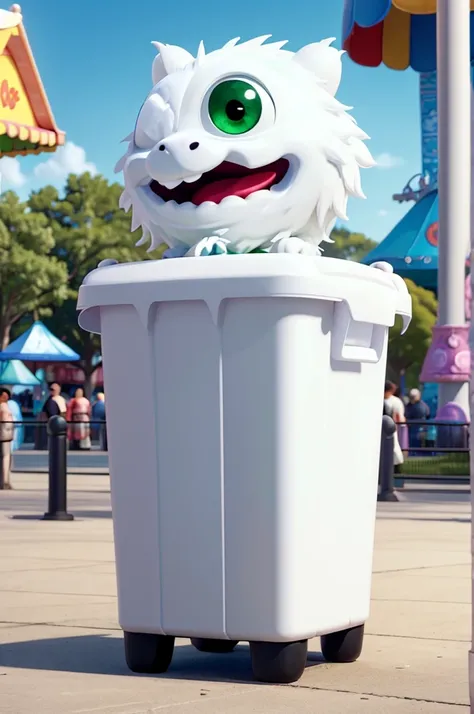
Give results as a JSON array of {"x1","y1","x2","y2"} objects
[
  {"x1": 160, "y1": 179, "x2": 183, "y2": 190},
  {"x1": 180, "y1": 201, "x2": 197, "y2": 211},
  {"x1": 245, "y1": 190, "x2": 269, "y2": 202},
  {"x1": 220, "y1": 195, "x2": 246, "y2": 208},
  {"x1": 183, "y1": 173, "x2": 202, "y2": 184},
  {"x1": 162, "y1": 200, "x2": 179, "y2": 211}
]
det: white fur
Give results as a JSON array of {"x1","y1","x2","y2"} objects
[{"x1": 116, "y1": 36, "x2": 375, "y2": 255}]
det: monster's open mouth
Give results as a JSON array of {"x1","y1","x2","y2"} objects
[{"x1": 149, "y1": 158, "x2": 290, "y2": 206}]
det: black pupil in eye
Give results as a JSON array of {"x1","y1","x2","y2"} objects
[{"x1": 225, "y1": 99, "x2": 245, "y2": 122}]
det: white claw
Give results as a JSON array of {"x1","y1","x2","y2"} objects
[{"x1": 270, "y1": 235, "x2": 321, "y2": 256}]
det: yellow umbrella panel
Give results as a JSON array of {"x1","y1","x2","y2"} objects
[{"x1": 393, "y1": 0, "x2": 474, "y2": 13}]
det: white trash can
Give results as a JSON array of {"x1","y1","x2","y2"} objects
[{"x1": 77, "y1": 254, "x2": 411, "y2": 683}]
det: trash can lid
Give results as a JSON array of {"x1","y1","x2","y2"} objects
[{"x1": 77, "y1": 254, "x2": 411, "y2": 335}]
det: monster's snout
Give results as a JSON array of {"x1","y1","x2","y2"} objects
[{"x1": 146, "y1": 132, "x2": 226, "y2": 184}]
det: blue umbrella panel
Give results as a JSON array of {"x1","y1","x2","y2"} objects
[
  {"x1": 0, "y1": 359, "x2": 40, "y2": 386},
  {"x1": 0, "y1": 321, "x2": 80, "y2": 362}
]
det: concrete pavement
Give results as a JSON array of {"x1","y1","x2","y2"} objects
[
  {"x1": 12, "y1": 449, "x2": 109, "y2": 474},
  {"x1": 0, "y1": 473, "x2": 470, "y2": 713}
]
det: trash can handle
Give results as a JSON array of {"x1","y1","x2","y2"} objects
[{"x1": 331, "y1": 301, "x2": 385, "y2": 364}]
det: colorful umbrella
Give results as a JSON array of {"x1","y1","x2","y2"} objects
[
  {"x1": 0, "y1": 359, "x2": 40, "y2": 386},
  {"x1": 342, "y1": 0, "x2": 474, "y2": 71},
  {"x1": 0, "y1": 321, "x2": 80, "y2": 362}
]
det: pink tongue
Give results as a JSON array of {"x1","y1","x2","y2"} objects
[{"x1": 192, "y1": 170, "x2": 277, "y2": 206}]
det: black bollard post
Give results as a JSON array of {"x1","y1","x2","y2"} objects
[
  {"x1": 378, "y1": 415, "x2": 399, "y2": 502},
  {"x1": 43, "y1": 416, "x2": 74, "y2": 521}
]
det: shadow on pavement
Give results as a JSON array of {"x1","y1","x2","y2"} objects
[
  {"x1": 0, "y1": 634, "x2": 324, "y2": 683},
  {"x1": 10, "y1": 510, "x2": 112, "y2": 520},
  {"x1": 67, "y1": 510, "x2": 112, "y2": 519},
  {"x1": 405, "y1": 517, "x2": 470, "y2": 523}
]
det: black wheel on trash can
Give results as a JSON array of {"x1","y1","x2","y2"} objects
[
  {"x1": 124, "y1": 631, "x2": 175, "y2": 673},
  {"x1": 250, "y1": 640, "x2": 308, "y2": 683},
  {"x1": 321, "y1": 624, "x2": 364, "y2": 663},
  {"x1": 191, "y1": 637, "x2": 238, "y2": 653}
]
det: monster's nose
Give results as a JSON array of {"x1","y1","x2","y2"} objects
[
  {"x1": 158, "y1": 142, "x2": 199, "y2": 152},
  {"x1": 147, "y1": 132, "x2": 225, "y2": 182}
]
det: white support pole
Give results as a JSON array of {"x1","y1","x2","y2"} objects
[{"x1": 436, "y1": 0, "x2": 471, "y2": 412}]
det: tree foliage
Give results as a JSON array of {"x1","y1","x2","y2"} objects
[
  {"x1": 28, "y1": 173, "x2": 155, "y2": 391},
  {"x1": 387, "y1": 279, "x2": 438, "y2": 386},
  {"x1": 325, "y1": 227, "x2": 377, "y2": 262},
  {"x1": 0, "y1": 191, "x2": 69, "y2": 349}
]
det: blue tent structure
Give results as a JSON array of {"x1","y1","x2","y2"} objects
[
  {"x1": 0, "y1": 359, "x2": 40, "y2": 386},
  {"x1": 0, "y1": 321, "x2": 80, "y2": 362},
  {"x1": 362, "y1": 189, "x2": 469, "y2": 293}
]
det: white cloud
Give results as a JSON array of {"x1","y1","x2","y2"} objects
[
  {"x1": 33, "y1": 142, "x2": 97, "y2": 183},
  {"x1": 374, "y1": 153, "x2": 405, "y2": 169},
  {"x1": 378, "y1": 209, "x2": 388, "y2": 217},
  {"x1": 0, "y1": 142, "x2": 97, "y2": 195},
  {"x1": 0, "y1": 156, "x2": 27, "y2": 188}
]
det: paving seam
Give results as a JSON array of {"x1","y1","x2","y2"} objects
[{"x1": 288, "y1": 684, "x2": 469, "y2": 707}]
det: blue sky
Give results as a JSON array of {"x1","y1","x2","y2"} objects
[{"x1": 2, "y1": 0, "x2": 422, "y2": 243}]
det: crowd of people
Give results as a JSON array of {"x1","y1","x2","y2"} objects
[
  {"x1": 383, "y1": 380, "x2": 433, "y2": 468},
  {"x1": 0, "y1": 383, "x2": 106, "y2": 490},
  {"x1": 41, "y1": 382, "x2": 106, "y2": 450}
]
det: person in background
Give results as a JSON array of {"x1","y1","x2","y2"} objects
[
  {"x1": 42, "y1": 382, "x2": 67, "y2": 419},
  {"x1": 405, "y1": 388, "x2": 430, "y2": 450},
  {"x1": 36, "y1": 382, "x2": 67, "y2": 450},
  {"x1": 405, "y1": 388, "x2": 430, "y2": 420},
  {"x1": 392, "y1": 385, "x2": 409, "y2": 452},
  {"x1": 383, "y1": 381, "x2": 404, "y2": 469},
  {"x1": 92, "y1": 392, "x2": 107, "y2": 450},
  {"x1": 67, "y1": 387, "x2": 91, "y2": 450},
  {"x1": 0, "y1": 387, "x2": 14, "y2": 489},
  {"x1": 92, "y1": 392, "x2": 105, "y2": 421},
  {"x1": 384, "y1": 382, "x2": 406, "y2": 424},
  {"x1": 7, "y1": 395, "x2": 23, "y2": 452}
]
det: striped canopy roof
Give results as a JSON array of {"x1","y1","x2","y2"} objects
[
  {"x1": 342, "y1": 0, "x2": 474, "y2": 71},
  {"x1": 0, "y1": 321, "x2": 80, "y2": 362},
  {"x1": 361, "y1": 189, "x2": 470, "y2": 292},
  {"x1": 0, "y1": 359, "x2": 40, "y2": 386}
]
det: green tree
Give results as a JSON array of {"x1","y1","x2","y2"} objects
[
  {"x1": 325, "y1": 227, "x2": 377, "y2": 262},
  {"x1": 387, "y1": 279, "x2": 437, "y2": 386},
  {"x1": 0, "y1": 191, "x2": 69, "y2": 349},
  {"x1": 29, "y1": 172, "x2": 155, "y2": 393}
]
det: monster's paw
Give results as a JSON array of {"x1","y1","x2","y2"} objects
[
  {"x1": 186, "y1": 235, "x2": 230, "y2": 257},
  {"x1": 269, "y1": 236, "x2": 321, "y2": 256},
  {"x1": 370, "y1": 261, "x2": 393, "y2": 274},
  {"x1": 162, "y1": 245, "x2": 189, "y2": 259}
]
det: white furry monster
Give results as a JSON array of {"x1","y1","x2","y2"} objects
[{"x1": 116, "y1": 36, "x2": 375, "y2": 258}]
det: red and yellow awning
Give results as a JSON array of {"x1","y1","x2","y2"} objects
[
  {"x1": 0, "y1": 5, "x2": 65, "y2": 156},
  {"x1": 342, "y1": 0, "x2": 474, "y2": 71}
]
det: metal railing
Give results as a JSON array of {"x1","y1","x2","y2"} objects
[
  {"x1": 8, "y1": 419, "x2": 108, "y2": 451},
  {"x1": 381, "y1": 417, "x2": 470, "y2": 489},
  {"x1": 4, "y1": 416, "x2": 471, "y2": 503}
]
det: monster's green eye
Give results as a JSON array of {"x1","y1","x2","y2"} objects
[{"x1": 208, "y1": 79, "x2": 263, "y2": 135}]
